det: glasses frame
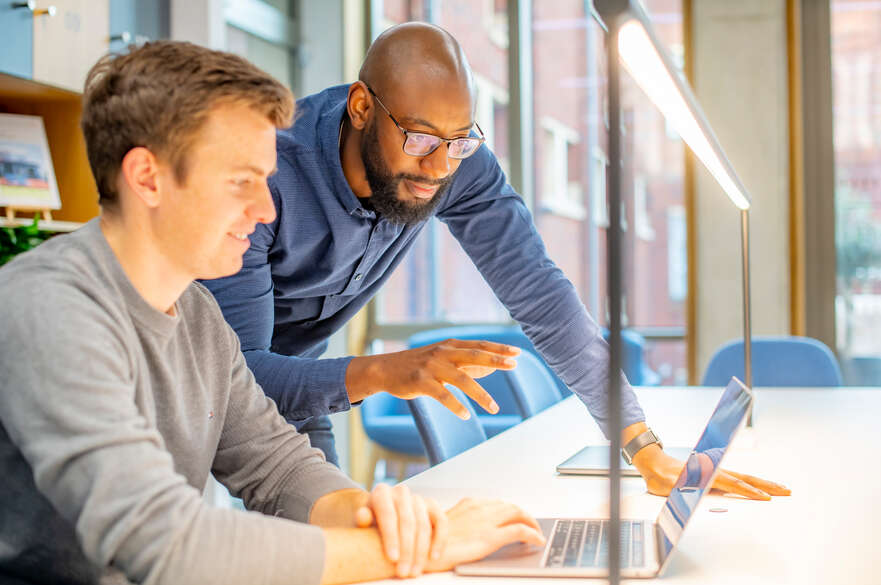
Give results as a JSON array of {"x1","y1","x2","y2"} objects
[{"x1": 365, "y1": 84, "x2": 486, "y2": 159}]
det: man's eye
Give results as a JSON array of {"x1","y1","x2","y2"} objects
[
  {"x1": 409, "y1": 134, "x2": 435, "y2": 146},
  {"x1": 232, "y1": 178, "x2": 251, "y2": 187}
]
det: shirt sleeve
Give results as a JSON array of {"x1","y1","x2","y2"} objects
[
  {"x1": 0, "y1": 276, "x2": 336, "y2": 585},
  {"x1": 201, "y1": 180, "x2": 353, "y2": 422},
  {"x1": 437, "y1": 148, "x2": 646, "y2": 438},
  {"x1": 209, "y1": 310, "x2": 360, "y2": 519}
]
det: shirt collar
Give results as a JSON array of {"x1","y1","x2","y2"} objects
[{"x1": 318, "y1": 89, "x2": 375, "y2": 218}]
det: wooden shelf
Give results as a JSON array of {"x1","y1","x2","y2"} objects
[
  {"x1": 0, "y1": 218, "x2": 84, "y2": 233},
  {"x1": 0, "y1": 71, "x2": 99, "y2": 225}
]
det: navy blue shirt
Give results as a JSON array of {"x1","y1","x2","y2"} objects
[{"x1": 203, "y1": 84, "x2": 645, "y2": 437}]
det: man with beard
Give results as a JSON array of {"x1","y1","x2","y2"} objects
[{"x1": 204, "y1": 22, "x2": 790, "y2": 501}]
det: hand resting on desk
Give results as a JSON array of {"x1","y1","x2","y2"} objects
[
  {"x1": 633, "y1": 444, "x2": 791, "y2": 500},
  {"x1": 315, "y1": 489, "x2": 544, "y2": 585}
]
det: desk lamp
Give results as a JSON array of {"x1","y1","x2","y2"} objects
[{"x1": 593, "y1": 1, "x2": 753, "y2": 582}]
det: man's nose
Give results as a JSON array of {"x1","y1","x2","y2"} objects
[
  {"x1": 250, "y1": 182, "x2": 277, "y2": 224},
  {"x1": 418, "y1": 143, "x2": 451, "y2": 180}
]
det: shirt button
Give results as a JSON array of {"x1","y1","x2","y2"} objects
[{"x1": 354, "y1": 273, "x2": 363, "y2": 281}]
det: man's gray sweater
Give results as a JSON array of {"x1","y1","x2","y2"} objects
[{"x1": 0, "y1": 219, "x2": 359, "y2": 584}]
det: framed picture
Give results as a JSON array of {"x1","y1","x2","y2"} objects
[{"x1": 0, "y1": 113, "x2": 61, "y2": 210}]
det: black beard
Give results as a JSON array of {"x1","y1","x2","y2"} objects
[{"x1": 360, "y1": 119, "x2": 451, "y2": 225}]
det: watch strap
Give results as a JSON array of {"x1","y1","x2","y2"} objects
[{"x1": 622, "y1": 429, "x2": 663, "y2": 465}]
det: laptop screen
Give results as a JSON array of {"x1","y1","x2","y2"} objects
[{"x1": 654, "y1": 377, "x2": 753, "y2": 569}]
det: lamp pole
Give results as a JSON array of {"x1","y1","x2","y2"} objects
[
  {"x1": 595, "y1": 0, "x2": 754, "y2": 578},
  {"x1": 741, "y1": 208, "x2": 753, "y2": 423},
  {"x1": 600, "y1": 3, "x2": 627, "y2": 583}
]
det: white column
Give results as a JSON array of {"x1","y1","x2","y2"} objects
[
  {"x1": 692, "y1": 0, "x2": 791, "y2": 379},
  {"x1": 170, "y1": 0, "x2": 225, "y2": 49}
]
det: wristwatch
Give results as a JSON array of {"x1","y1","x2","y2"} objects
[{"x1": 622, "y1": 429, "x2": 663, "y2": 465}]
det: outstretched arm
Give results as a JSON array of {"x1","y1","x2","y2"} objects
[{"x1": 439, "y1": 148, "x2": 789, "y2": 500}]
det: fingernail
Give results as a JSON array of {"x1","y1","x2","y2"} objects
[
  {"x1": 431, "y1": 550, "x2": 440, "y2": 560},
  {"x1": 503, "y1": 358, "x2": 516, "y2": 367},
  {"x1": 490, "y1": 400, "x2": 499, "y2": 413},
  {"x1": 389, "y1": 548, "x2": 398, "y2": 561},
  {"x1": 462, "y1": 411, "x2": 471, "y2": 420},
  {"x1": 398, "y1": 563, "x2": 410, "y2": 576}
]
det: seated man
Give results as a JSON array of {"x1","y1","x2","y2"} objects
[{"x1": 0, "y1": 41, "x2": 543, "y2": 585}]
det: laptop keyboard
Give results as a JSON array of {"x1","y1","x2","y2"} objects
[{"x1": 543, "y1": 519, "x2": 646, "y2": 568}]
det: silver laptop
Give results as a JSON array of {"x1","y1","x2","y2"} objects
[
  {"x1": 556, "y1": 445, "x2": 694, "y2": 476},
  {"x1": 456, "y1": 377, "x2": 753, "y2": 578}
]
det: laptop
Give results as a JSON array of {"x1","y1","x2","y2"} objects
[
  {"x1": 556, "y1": 445, "x2": 694, "y2": 477},
  {"x1": 456, "y1": 377, "x2": 753, "y2": 578}
]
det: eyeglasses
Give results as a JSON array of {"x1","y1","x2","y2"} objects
[{"x1": 366, "y1": 85, "x2": 485, "y2": 160}]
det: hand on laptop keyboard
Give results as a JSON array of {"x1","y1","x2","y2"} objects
[{"x1": 425, "y1": 498, "x2": 546, "y2": 573}]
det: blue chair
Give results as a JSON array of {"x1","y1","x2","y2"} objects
[
  {"x1": 408, "y1": 385, "x2": 487, "y2": 466},
  {"x1": 360, "y1": 392, "x2": 425, "y2": 456},
  {"x1": 359, "y1": 326, "x2": 526, "y2": 484},
  {"x1": 503, "y1": 350, "x2": 563, "y2": 417},
  {"x1": 359, "y1": 324, "x2": 657, "y2": 483},
  {"x1": 702, "y1": 336, "x2": 843, "y2": 387},
  {"x1": 408, "y1": 326, "x2": 531, "y2": 437}
]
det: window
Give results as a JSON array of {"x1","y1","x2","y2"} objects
[
  {"x1": 540, "y1": 116, "x2": 586, "y2": 220},
  {"x1": 368, "y1": 0, "x2": 686, "y2": 384},
  {"x1": 373, "y1": 0, "x2": 510, "y2": 326},
  {"x1": 224, "y1": 0, "x2": 295, "y2": 90},
  {"x1": 532, "y1": 0, "x2": 686, "y2": 384},
  {"x1": 831, "y1": 0, "x2": 881, "y2": 383}
]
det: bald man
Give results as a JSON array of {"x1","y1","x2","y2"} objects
[{"x1": 204, "y1": 23, "x2": 789, "y2": 500}]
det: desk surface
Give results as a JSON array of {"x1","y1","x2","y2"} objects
[{"x1": 382, "y1": 386, "x2": 881, "y2": 585}]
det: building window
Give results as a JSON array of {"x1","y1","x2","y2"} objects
[{"x1": 540, "y1": 116, "x2": 586, "y2": 220}]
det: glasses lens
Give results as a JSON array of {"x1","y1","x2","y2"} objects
[
  {"x1": 404, "y1": 133, "x2": 443, "y2": 156},
  {"x1": 447, "y1": 138, "x2": 481, "y2": 159}
]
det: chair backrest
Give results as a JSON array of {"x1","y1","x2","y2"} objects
[
  {"x1": 503, "y1": 350, "x2": 563, "y2": 417},
  {"x1": 702, "y1": 336, "x2": 843, "y2": 387},
  {"x1": 408, "y1": 385, "x2": 487, "y2": 466}
]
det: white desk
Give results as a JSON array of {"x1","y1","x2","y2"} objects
[{"x1": 385, "y1": 387, "x2": 881, "y2": 584}]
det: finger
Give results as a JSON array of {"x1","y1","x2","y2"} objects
[
  {"x1": 493, "y1": 523, "x2": 547, "y2": 549},
  {"x1": 422, "y1": 381, "x2": 473, "y2": 420},
  {"x1": 394, "y1": 484, "x2": 416, "y2": 578},
  {"x1": 354, "y1": 505, "x2": 373, "y2": 527},
  {"x1": 712, "y1": 471, "x2": 771, "y2": 501},
  {"x1": 432, "y1": 363, "x2": 499, "y2": 414},
  {"x1": 473, "y1": 500, "x2": 544, "y2": 533},
  {"x1": 443, "y1": 348, "x2": 519, "y2": 371},
  {"x1": 443, "y1": 338, "x2": 522, "y2": 356},
  {"x1": 369, "y1": 483, "x2": 400, "y2": 562},
  {"x1": 427, "y1": 498, "x2": 448, "y2": 562},
  {"x1": 723, "y1": 469, "x2": 791, "y2": 496},
  {"x1": 411, "y1": 496, "x2": 431, "y2": 576}
]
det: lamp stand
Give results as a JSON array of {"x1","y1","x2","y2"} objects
[
  {"x1": 605, "y1": 9, "x2": 625, "y2": 584},
  {"x1": 741, "y1": 208, "x2": 753, "y2": 424}
]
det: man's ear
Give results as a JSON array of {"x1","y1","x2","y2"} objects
[
  {"x1": 119, "y1": 147, "x2": 162, "y2": 209},
  {"x1": 347, "y1": 81, "x2": 372, "y2": 131}
]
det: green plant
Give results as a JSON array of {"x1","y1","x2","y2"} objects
[{"x1": 0, "y1": 213, "x2": 55, "y2": 266}]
